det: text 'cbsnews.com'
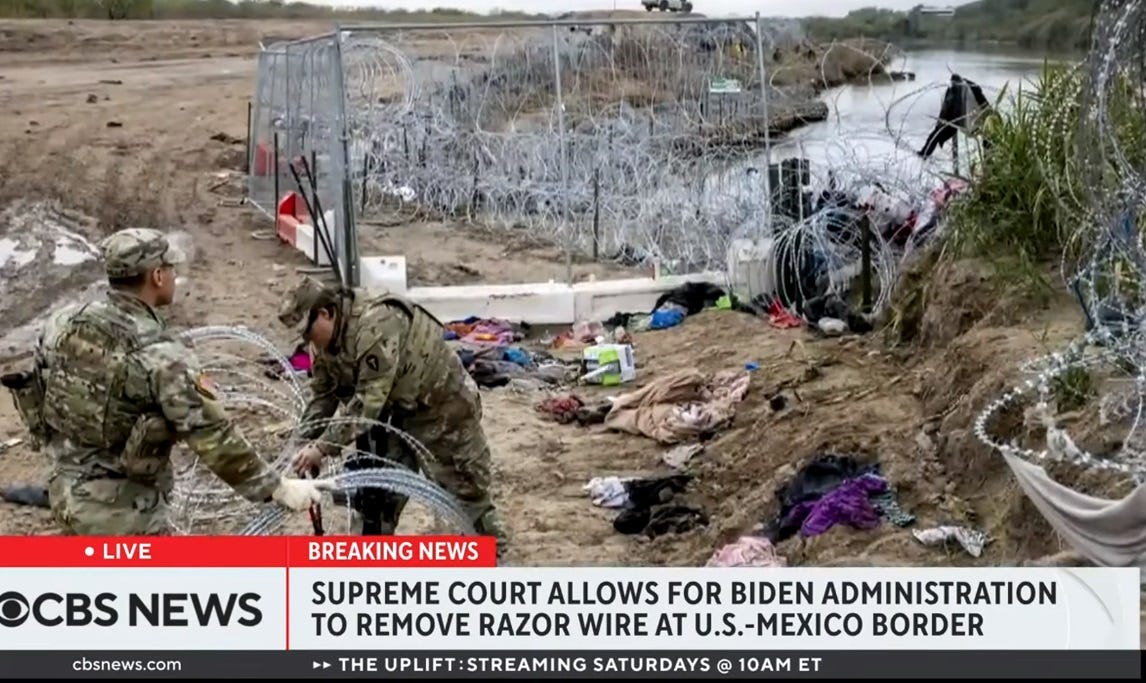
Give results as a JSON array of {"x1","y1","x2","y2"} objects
[{"x1": 0, "y1": 537, "x2": 1138, "y2": 679}]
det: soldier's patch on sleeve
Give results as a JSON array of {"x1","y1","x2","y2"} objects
[
  {"x1": 194, "y1": 372, "x2": 218, "y2": 400},
  {"x1": 365, "y1": 355, "x2": 379, "y2": 372}
]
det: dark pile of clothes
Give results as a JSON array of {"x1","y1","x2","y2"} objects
[
  {"x1": 454, "y1": 341, "x2": 572, "y2": 389},
  {"x1": 586, "y1": 474, "x2": 709, "y2": 539},
  {"x1": 613, "y1": 474, "x2": 709, "y2": 539},
  {"x1": 604, "y1": 281, "x2": 728, "y2": 332},
  {"x1": 763, "y1": 453, "x2": 915, "y2": 542}
]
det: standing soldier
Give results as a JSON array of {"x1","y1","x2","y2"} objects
[
  {"x1": 277, "y1": 275, "x2": 506, "y2": 548},
  {"x1": 1, "y1": 228, "x2": 322, "y2": 535}
]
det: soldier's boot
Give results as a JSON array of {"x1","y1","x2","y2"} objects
[
  {"x1": 472, "y1": 506, "x2": 508, "y2": 563},
  {"x1": 354, "y1": 487, "x2": 408, "y2": 536}
]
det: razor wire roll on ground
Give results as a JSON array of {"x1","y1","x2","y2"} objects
[
  {"x1": 974, "y1": 0, "x2": 1146, "y2": 483},
  {"x1": 170, "y1": 326, "x2": 475, "y2": 536}
]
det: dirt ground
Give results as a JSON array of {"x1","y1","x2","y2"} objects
[{"x1": 0, "y1": 19, "x2": 1139, "y2": 609}]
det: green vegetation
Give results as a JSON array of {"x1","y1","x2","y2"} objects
[
  {"x1": 804, "y1": 0, "x2": 1098, "y2": 52},
  {"x1": 944, "y1": 63, "x2": 1146, "y2": 295},
  {"x1": 0, "y1": 0, "x2": 541, "y2": 21}
]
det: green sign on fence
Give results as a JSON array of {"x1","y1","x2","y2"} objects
[{"x1": 709, "y1": 77, "x2": 743, "y2": 94}]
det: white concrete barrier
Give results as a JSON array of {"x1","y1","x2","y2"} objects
[
  {"x1": 275, "y1": 194, "x2": 747, "y2": 325},
  {"x1": 359, "y1": 262, "x2": 727, "y2": 325}
]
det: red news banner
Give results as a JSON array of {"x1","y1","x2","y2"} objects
[{"x1": 0, "y1": 536, "x2": 494, "y2": 651}]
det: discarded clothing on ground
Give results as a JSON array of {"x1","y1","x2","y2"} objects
[
  {"x1": 627, "y1": 474, "x2": 692, "y2": 508},
  {"x1": 1002, "y1": 449, "x2": 1146, "y2": 578},
  {"x1": 614, "y1": 504, "x2": 709, "y2": 538},
  {"x1": 496, "y1": 347, "x2": 529, "y2": 366},
  {"x1": 583, "y1": 474, "x2": 691, "y2": 510},
  {"x1": 537, "y1": 393, "x2": 612, "y2": 425},
  {"x1": 802, "y1": 292, "x2": 873, "y2": 335},
  {"x1": 706, "y1": 536, "x2": 787, "y2": 568},
  {"x1": 913, "y1": 526, "x2": 991, "y2": 558},
  {"x1": 538, "y1": 394, "x2": 584, "y2": 424},
  {"x1": 607, "y1": 283, "x2": 728, "y2": 333},
  {"x1": 552, "y1": 320, "x2": 606, "y2": 349},
  {"x1": 869, "y1": 489, "x2": 917, "y2": 527},
  {"x1": 765, "y1": 453, "x2": 913, "y2": 542},
  {"x1": 444, "y1": 317, "x2": 522, "y2": 346},
  {"x1": 0, "y1": 485, "x2": 49, "y2": 508},
  {"x1": 663, "y1": 443, "x2": 705, "y2": 469},
  {"x1": 654, "y1": 282, "x2": 727, "y2": 316},
  {"x1": 584, "y1": 476, "x2": 631, "y2": 508},
  {"x1": 784, "y1": 473, "x2": 887, "y2": 538},
  {"x1": 604, "y1": 369, "x2": 750, "y2": 445},
  {"x1": 585, "y1": 474, "x2": 703, "y2": 537},
  {"x1": 767, "y1": 298, "x2": 804, "y2": 329},
  {"x1": 262, "y1": 344, "x2": 312, "y2": 379},
  {"x1": 460, "y1": 345, "x2": 571, "y2": 389},
  {"x1": 647, "y1": 304, "x2": 687, "y2": 330},
  {"x1": 466, "y1": 358, "x2": 527, "y2": 388}
]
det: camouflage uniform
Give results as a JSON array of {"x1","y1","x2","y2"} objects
[
  {"x1": 278, "y1": 276, "x2": 505, "y2": 542},
  {"x1": 18, "y1": 229, "x2": 281, "y2": 535}
]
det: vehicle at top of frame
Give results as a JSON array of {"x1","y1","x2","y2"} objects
[{"x1": 641, "y1": 0, "x2": 694, "y2": 13}]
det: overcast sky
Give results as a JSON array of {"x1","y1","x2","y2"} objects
[{"x1": 317, "y1": 1, "x2": 972, "y2": 19}]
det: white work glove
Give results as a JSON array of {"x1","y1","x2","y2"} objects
[{"x1": 271, "y1": 476, "x2": 324, "y2": 511}]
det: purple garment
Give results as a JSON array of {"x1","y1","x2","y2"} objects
[
  {"x1": 784, "y1": 474, "x2": 888, "y2": 537},
  {"x1": 462, "y1": 321, "x2": 518, "y2": 346}
]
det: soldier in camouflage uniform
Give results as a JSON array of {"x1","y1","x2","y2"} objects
[
  {"x1": 1, "y1": 228, "x2": 323, "y2": 535},
  {"x1": 277, "y1": 275, "x2": 506, "y2": 546}
]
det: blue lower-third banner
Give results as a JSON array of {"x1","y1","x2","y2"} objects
[{"x1": 0, "y1": 651, "x2": 1138, "y2": 679}]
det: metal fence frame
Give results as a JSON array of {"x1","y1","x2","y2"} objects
[
  {"x1": 248, "y1": 13, "x2": 780, "y2": 285},
  {"x1": 248, "y1": 31, "x2": 357, "y2": 286}
]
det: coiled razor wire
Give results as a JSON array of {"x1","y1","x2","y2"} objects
[
  {"x1": 975, "y1": 0, "x2": 1146, "y2": 483},
  {"x1": 168, "y1": 325, "x2": 475, "y2": 535},
  {"x1": 332, "y1": 24, "x2": 1016, "y2": 315},
  {"x1": 256, "y1": 19, "x2": 1035, "y2": 318}
]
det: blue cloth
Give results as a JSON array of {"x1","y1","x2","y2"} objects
[
  {"x1": 649, "y1": 307, "x2": 686, "y2": 330},
  {"x1": 442, "y1": 330, "x2": 459, "y2": 341},
  {"x1": 503, "y1": 347, "x2": 531, "y2": 366}
]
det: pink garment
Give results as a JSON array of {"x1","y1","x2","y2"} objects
[
  {"x1": 705, "y1": 536, "x2": 787, "y2": 568},
  {"x1": 462, "y1": 321, "x2": 517, "y2": 345},
  {"x1": 289, "y1": 349, "x2": 312, "y2": 373}
]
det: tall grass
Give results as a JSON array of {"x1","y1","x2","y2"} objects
[
  {"x1": 942, "y1": 63, "x2": 1146, "y2": 295},
  {"x1": 945, "y1": 65, "x2": 1086, "y2": 292}
]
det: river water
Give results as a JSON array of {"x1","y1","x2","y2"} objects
[
  {"x1": 694, "y1": 48, "x2": 1066, "y2": 223},
  {"x1": 777, "y1": 48, "x2": 1060, "y2": 187}
]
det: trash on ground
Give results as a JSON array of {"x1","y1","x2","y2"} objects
[
  {"x1": 537, "y1": 393, "x2": 584, "y2": 424},
  {"x1": 582, "y1": 474, "x2": 690, "y2": 511},
  {"x1": 581, "y1": 343, "x2": 636, "y2": 385},
  {"x1": 913, "y1": 525, "x2": 991, "y2": 558},
  {"x1": 816, "y1": 317, "x2": 848, "y2": 336},
  {"x1": 583, "y1": 474, "x2": 703, "y2": 537},
  {"x1": 444, "y1": 317, "x2": 521, "y2": 346},
  {"x1": 764, "y1": 452, "x2": 915, "y2": 542},
  {"x1": 0, "y1": 484, "x2": 49, "y2": 508},
  {"x1": 602, "y1": 282, "x2": 727, "y2": 333},
  {"x1": 706, "y1": 536, "x2": 787, "y2": 567},
  {"x1": 615, "y1": 504, "x2": 708, "y2": 538},
  {"x1": 604, "y1": 368, "x2": 750, "y2": 444},
  {"x1": 662, "y1": 443, "x2": 705, "y2": 469}
]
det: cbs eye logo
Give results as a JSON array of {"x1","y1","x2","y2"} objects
[{"x1": 0, "y1": 592, "x2": 30, "y2": 627}]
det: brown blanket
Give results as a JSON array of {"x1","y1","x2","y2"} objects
[{"x1": 604, "y1": 369, "x2": 750, "y2": 444}]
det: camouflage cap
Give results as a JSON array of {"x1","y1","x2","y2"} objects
[
  {"x1": 278, "y1": 275, "x2": 338, "y2": 336},
  {"x1": 100, "y1": 228, "x2": 186, "y2": 279}
]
